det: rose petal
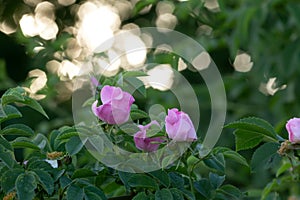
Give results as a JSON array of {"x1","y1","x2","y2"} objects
[{"x1": 100, "y1": 85, "x2": 114, "y2": 104}]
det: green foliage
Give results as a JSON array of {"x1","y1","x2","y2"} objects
[
  {"x1": 65, "y1": 136, "x2": 85, "y2": 156},
  {"x1": 0, "y1": 150, "x2": 16, "y2": 168},
  {"x1": 1, "y1": 87, "x2": 48, "y2": 119},
  {"x1": 225, "y1": 117, "x2": 279, "y2": 151},
  {"x1": 32, "y1": 169, "x2": 54, "y2": 195},
  {"x1": 1, "y1": 168, "x2": 24, "y2": 193},
  {"x1": 149, "y1": 170, "x2": 170, "y2": 188},
  {"x1": 11, "y1": 137, "x2": 40, "y2": 150},
  {"x1": 66, "y1": 184, "x2": 84, "y2": 200},
  {"x1": 209, "y1": 173, "x2": 225, "y2": 189},
  {"x1": 194, "y1": 178, "x2": 214, "y2": 198},
  {"x1": 1, "y1": 124, "x2": 34, "y2": 136},
  {"x1": 0, "y1": 88, "x2": 105, "y2": 199},
  {"x1": 130, "y1": 109, "x2": 149, "y2": 121},
  {"x1": 155, "y1": 189, "x2": 173, "y2": 200},
  {"x1": 16, "y1": 172, "x2": 37, "y2": 200},
  {"x1": 0, "y1": 105, "x2": 22, "y2": 123},
  {"x1": 133, "y1": 192, "x2": 150, "y2": 200},
  {"x1": 0, "y1": 135, "x2": 13, "y2": 151},
  {"x1": 250, "y1": 142, "x2": 281, "y2": 172},
  {"x1": 213, "y1": 147, "x2": 249, "y2": 167},
  {"x1": 203, "y1": 152, "x2": 225, "y2": 173},
  {"x1": 216, "y1": 185, "x2": 244, "y2": 200}
]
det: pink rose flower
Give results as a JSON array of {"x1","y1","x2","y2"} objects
[
  {"x1": 165, "y1": 108, "x2": 197, "y2": 141},
  {"x1": 286, "y1": 117, "x2": 300, "y2": 143},
  {"x1": 92, "y1": 85, "x2": 135, "y2": 124},
  {"x1": 134, "y1": 121, "x2": 164, "y2": 152}
]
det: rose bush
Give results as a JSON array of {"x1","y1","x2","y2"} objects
[{"x1": 4, "y1": 85, "x2": 298, "y2": 199}]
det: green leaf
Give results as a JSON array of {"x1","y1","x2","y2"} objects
[
  {"x1": 127, "y1": 174, "x2": 159, "y2": 189},
  {"x1": 0, "y1": 135, "x2": 13, "y2": 151},
  {"x1": 84, "y1": 192, "x2": 102, "y2": 200},
  {"x1": 209, "y1": 172, "x2": 225, "y2": 189},
  {"x1": 130, "y1": 109, "x2": 149, "y2": 120},
  {"x1": 0, "y1": 104, "x2": 6, "y2": 118},
  {"x1": 1, "y1": 124, "x2": 34, "y2": 136},
  {"x1": 146, "y1": 125, "x2": 162, "y2": 138},
  {"x1": 155, "y1": 189, "x2": 173, "y2": 200},
  {"x1": 119, "y1": 123, "x2": 140, "y2": 135},
  {"x1": 226, "y1": 117, "x2": 279, "y2": 151},
  {"x1": 0, "y1": 105, "x2": 22, "y2": 123},
  {"x1": 65, "y1": 136, "x2": 85, "y2": 156},
  {"x1": 162, "y1": 154, "x2": 178, "y2": 169},
  {"x1": 32, "y1": 169, "x2": 54, "y2": 195},
  {"x1": 149, "y1": 170, "x2": 170, "y2": 187},
  {"x1": 1, "y1": 87, "x2": 26, "y2": 105},
  {"x1": 49, "y1": 130, "x2": 60, "y2": 150},
  {"x1": 187, "y1": 155, "x2": 200, "y2": 167},
  {"x1": 148, "y1": 104, "x2": 166, "y2": 125},
  {"x1": 27, "y1": 159, "x2": 53, "y2": 171},
  {"x1": 261, "y1": 179, "x2": 279, "y2": 200},
  {"x1": 11, "y1": 137, "x2": 40, "y2": 150},
  {"x1": 72, "y1": 169, "x2": 97, "y2": 179},
  {"x1": 132, "y1": 0, "x2": 157, "y2": 16},
  {"x1": 0, "y1": 151, "x2": 16, "y2": 168},
  {"x1": 225, "y1": 117, "x2": 277, "y2": 140},
  {"x1": 1, "y1": 168, "x2": 24, "y2": 193},
  {"x1": 133, "y1": 192, "x2": 149, "y2": 200},
  {"x1": 113, "y1": 72, "x2": 123, "y2": 86},
  {"x1": 67, "y1": 184, "x2": 84, "y2": 200},
  {"x1": 123, "y1": 71, "x2": 148, "y2": 78},
  {"x1": 181, "y1": 189, "x2": 195, "y2": 200},
  {"x1": 234, "y1": 129, "x2": 264, "y2": 151},
  {"x1": 214, "y1": 147, "x2": 249, "y2": 167},
  {"x1": 84, "y1": 192, "x2": 103, "y2": 200},
  {"x1": 169, "y1": 188, "x2": 184, "y2": 200},
  {"x1": 194, "y1": 179, "x2": 214, "y2": 198},
  {"x1": 16, "y1": 172, "x2": 37, "y2": 200},
  {"x1": 264, "y1": 192, "x2": 280, "y2": 200},
  {"x1": 84, "y1": 185, "x2": 106, "y2": 200},
  {"x1": 57, "y1": 127, "x2": 79, "y2": 140},
  {"x1": 118, "y1": 171, "x2": 132, "y2": 192},
  {"x1": 169, "y1": 172, "x2": 184, "y2": 189},
  {"x1": 22, "y1": 96, "x2": 49, "y2": 119},
  {"x1": 82, "y1": 97, "x2": 95, "y2": 108},
  {"x1": 1, "y1": 87, "x2": 48, "y2": 119},
  {"x1": 32, "y1": 133, "x2": 50, "y2": 151},
  {"x1": 242, "y1": 117, "x2": 276, "y2": 136},
  {"x1": 251, "y1": 142, "x2": 281, "y2": 172},
  {"x1": 124, "y1": 77, "x2": 146, "y2": 97},
  {"x1": 60, "y1": 176, "x2": 72, "y2": 189},
  {"x1": 217, "y1": 185, "x2": 243, "y2": 200},
  {"x1": 0, "y1": 104, "x2": 22, "y2": 123},
  {"x1": 276, "y1": 162, "x2": 292, "y2": 177},
  {"x1": 203, "y1": 153, "x2": 225, "y2": 173},
  {"x1": 52, "y1": 169, "x2": 65, "y2": 182}
]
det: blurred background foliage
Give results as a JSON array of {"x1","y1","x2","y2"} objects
[{"x1": 0, "y1": 0, "x2": 299, "y2": 197}]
